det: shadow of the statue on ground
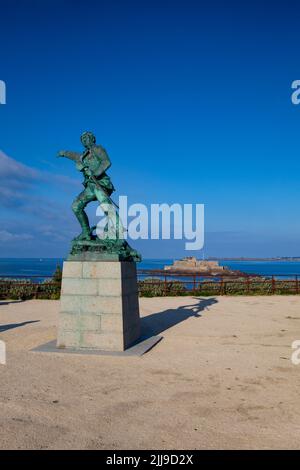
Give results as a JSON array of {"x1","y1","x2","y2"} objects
[
  {"x1": 141, "y1": 297, "x2": 218, "y2": 338},
  {"x1": 0, "y1": 300, "x2": 25, "y2": 306},
  {"x1": 0, "y1": 320, "x2": 40, "y2": 333}
]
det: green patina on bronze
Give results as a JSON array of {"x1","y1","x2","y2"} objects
[{"x1": 58, "y1": 132, "x2": 141, "y2": 262}]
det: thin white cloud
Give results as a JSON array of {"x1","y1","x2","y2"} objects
[
  {"x1": 0, "y1": 150, "x2": 79, "y2": 189},
  {"x1": 0, "y1": 230, "x2": 34, "y2": 242},
  {"x1": 0, "y1": 150, "x2": 80, "y2": 208},
  {"x1": 0, "y1": 150, "x2": 38, "y2": 178}
]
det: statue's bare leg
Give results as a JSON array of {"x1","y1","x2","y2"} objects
[{"x1": 72, "y1": 188, "x2": 96, "y2": 240}]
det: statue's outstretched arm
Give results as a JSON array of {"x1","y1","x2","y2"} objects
[{"x1": 57, "y1": 150, "x2": 82, "y2": 162}]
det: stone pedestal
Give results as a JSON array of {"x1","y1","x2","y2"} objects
[{"x1": 57, "y1": 261, "x2": 141, "y2": 352}]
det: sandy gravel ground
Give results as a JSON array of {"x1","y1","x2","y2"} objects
[{"x1": 0, "y1": 295, "x2": 300, "y2": 450}]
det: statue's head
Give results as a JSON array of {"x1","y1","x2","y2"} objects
[{"x1": 81, "y1": 131, "x2": 96, "y2": 149}]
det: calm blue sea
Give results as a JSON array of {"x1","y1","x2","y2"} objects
[{"x1": 1, "y1": 258, "x2": 300, "y2": 279}]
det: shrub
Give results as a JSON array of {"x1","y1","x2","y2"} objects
[
  {"x1": 138, "y1": 278, "x2": 187, "y2": 297},
  {"x1": 0, "y1": 266, "x2": 62, "y2": 301}
]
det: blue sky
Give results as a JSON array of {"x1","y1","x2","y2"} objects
[{"x1": 1, "y1": 0, "x2": 300, "y2": 258}]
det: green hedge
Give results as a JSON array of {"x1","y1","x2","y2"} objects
[
  {"x1": 0, "y1": 274, "x2": 298, "y2": 300},
  {"x1": 0, "y1": 266, "x2": 63, "y2": 301},
  {"x1": 0, "y1": 279, "x2": 61, "y2": 300},
  {"x1": 138, "y1": 277, "x2": 299, "y2": 297},
  {"x1": 139, "y1": 278, "x2": 186, "y2": 297}
]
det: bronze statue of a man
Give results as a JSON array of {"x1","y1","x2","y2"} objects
[{"x1": 59, "y1": 131, "x2": 121, "y2": 241}]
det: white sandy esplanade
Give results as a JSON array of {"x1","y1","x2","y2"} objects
[{"x1": 0, "y1": 296, "x2": 300, "y2": 449}]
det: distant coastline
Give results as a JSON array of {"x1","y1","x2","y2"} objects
[
  {"x1": 2, "y1": 258, "x2": 300, "y2": 279},
  {"x1": 1, "y1": 256, "x2": 300, "y2": 261},
  {"x1": 208, "y1": 257, "x2": 300, "y2": 262}
]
